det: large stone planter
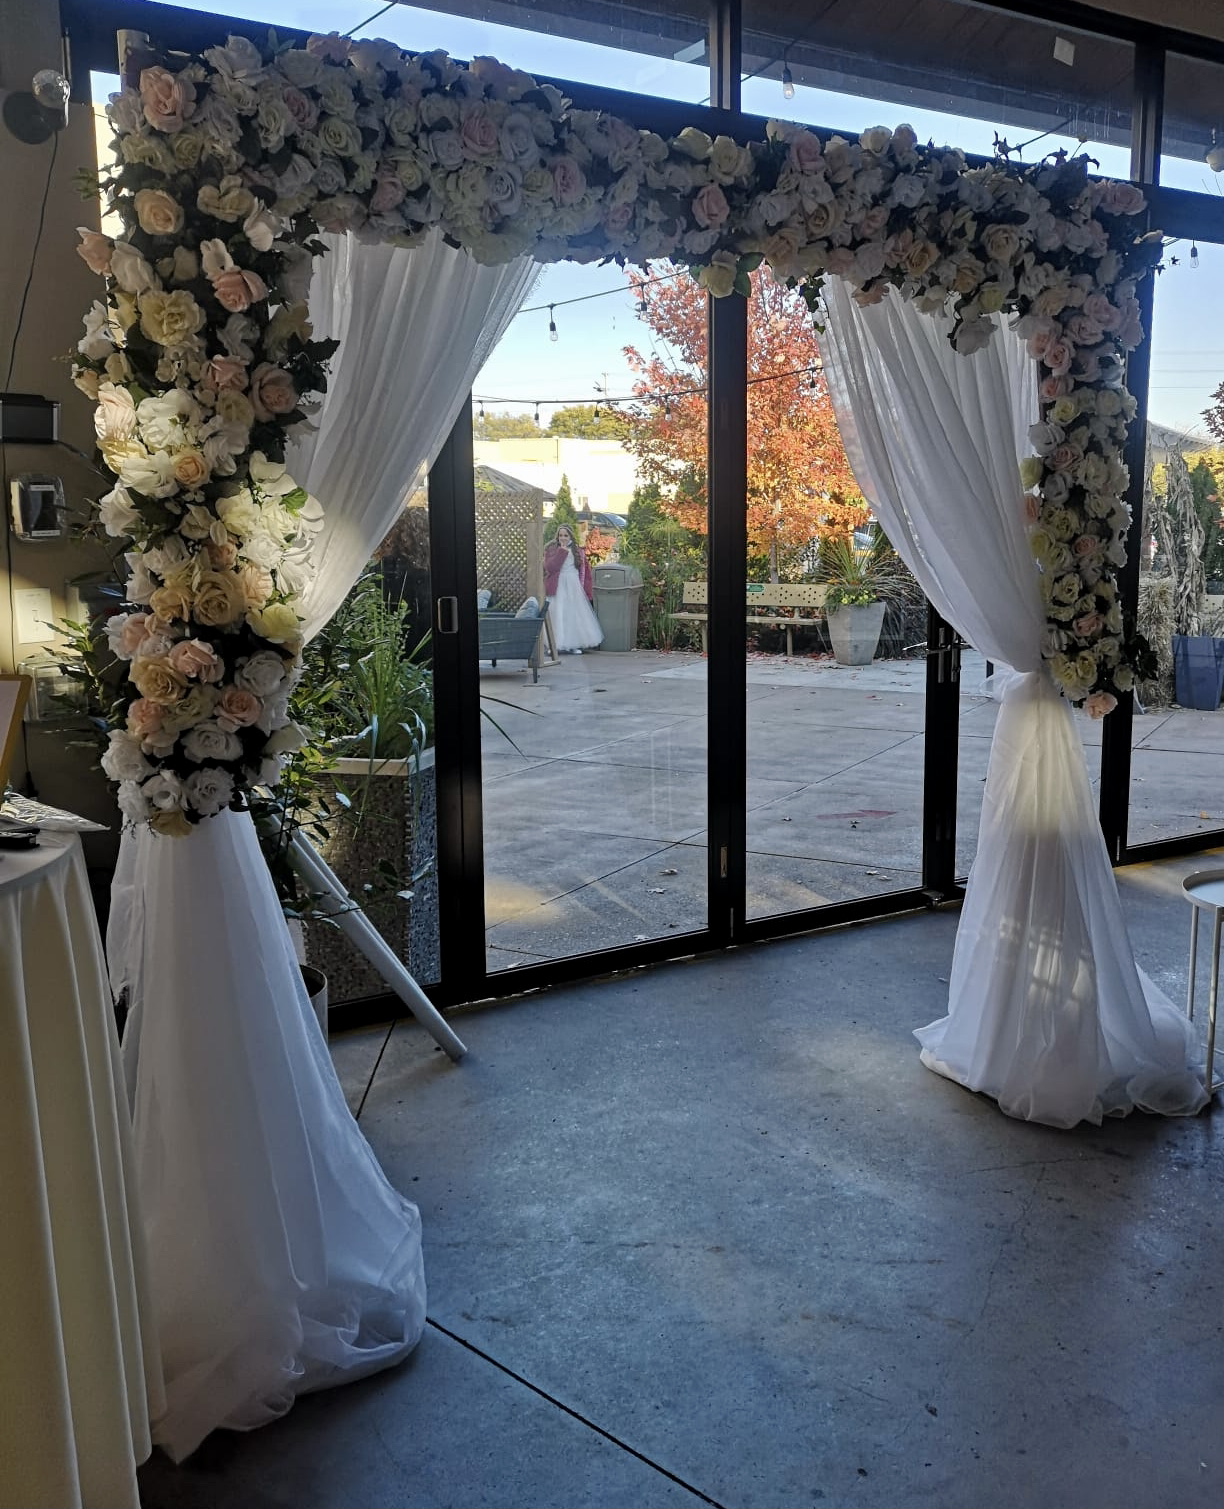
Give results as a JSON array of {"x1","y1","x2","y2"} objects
[
  {"x1": 305, "y1": 749, "x2": 438, "y2": 1005},
  {"x1": 828, "y1": 601, "x2": 886, "y2": 666}
]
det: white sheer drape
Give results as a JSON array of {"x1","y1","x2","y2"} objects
[
  {"x1": 821, "y1": 278, "x2": 1205, "y2": 1128},
  {"x1": 289, "y1": 230, "x2": 538, "y2": 640},
  {"x1": 113, "y1": 232, "x2": 535, "y2": 1457}
]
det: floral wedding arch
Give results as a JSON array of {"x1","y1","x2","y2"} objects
[{"x1": 75, "y1": 29, "x2": 1160, "y2": 830}]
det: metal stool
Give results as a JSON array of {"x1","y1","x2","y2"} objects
[{"x1": 1182, "y1": 869, "x2": 1224, "y2": 1096}]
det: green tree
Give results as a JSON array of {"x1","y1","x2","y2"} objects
[
  {"x1": 547, "y1": 404, "x2": 628, "y2": 439},
  {"x1": 473, "y1": 408, "x2": 541, "y2": 440},
  {"x1": 549, "y1": 473, "x2": 578, "y2": 531},
  {"x1": 1189, "y1": 459, "x2": 1224, "y2": 583},
  {"x1": 618, "y1": 483, "x2": 706, "y2": 649}
]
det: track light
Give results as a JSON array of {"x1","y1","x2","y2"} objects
[{"x1": 782, "y1": 63, "x2": 795, "y2": 101}]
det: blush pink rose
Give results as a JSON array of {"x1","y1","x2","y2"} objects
[
  {"x1": 788, "y1": 133, "x2": 824, "y2": 174},
  {"x1": 1101, "y1": 183, "x2": 1144, "y2": 215},
  {"x1": 211, "y1": 267, "x2": 268, "y2": 313},
  {"x1": 552, "y1": 156, "x2": 586, "y2": 206},
  {"x1": 77, "y1": 229, "x2": 113, "y2": 275},
  {"x1": 168, "y1": 638, "x2": 225, "y2": 682},
  {"x1": 369, "y1": 172, "x2": 407, "y2": 214},
  {"x1": 1039, "y1": 375, "x2": 1070, "y2": 401},
  {"x1": 1023, "y1": 494, "x2": 1040, "y2": 524},
  {"x1": 207, "y1": 540, "x2": 238, "y2": 569},
  {"x1": 205, "y1": 355, "x2": 248, "y2": 391},
  {"x1": 215, "y1": 686, "x2": 263, "y2": 730},
  {"x1": 1085, "y1": 690, "x2": 1118, "y2": 719},
  {"x1": 127, "y1": 698, "x2": 164, "y2": 739},
  {"x1": 119, "y1": 612, "x2": 154, "y2": 657},
  {"x1": 139, "y1": 66, "x2": 196, "y2": 132},
  {"x1": 1073, "y1": 535, "x2": 1103, "y2": 558},
  {"x1": 249, "y1": 363, "x2": 298, "y2": 421},
  {"x1": 1074, "y1": 611, "x2": 1104, "y2": 637},
  {"x1": 282, "y1": 86, "x2": 319, "y2": 132},
  {"x1": 691, "y1": 182, "x2": 730, "y2": 230},
  {"x1": 1042, "y1": 339, "x2": 1074, "y2": 376},
  {"x1": 1048, "y1": 442, "x2": 1082, "y2": 472},
  {"x1": 460, "y1": 104, "x2": 499, "y2": 159}
]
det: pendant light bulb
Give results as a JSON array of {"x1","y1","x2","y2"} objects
[
  {"x1": 1206, "y1": 129, "x2": 1224, "y2": 174},
  {"x1": 534, "y1": 403, "x2": 541, "y2": 426},
  {"x1": 1191, "y1": 242, "x2": 1200, "y2": 269},
  {"x1": 782, "y1": 63, "x2": 795, "y2": 101},
  {"x1": 548, "y1": 304, "x2": 558, "y2": 342}
]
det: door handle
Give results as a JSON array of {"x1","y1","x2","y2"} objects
[{"x1": 436, "y1": 596, "x2": 459, "y2": 635}]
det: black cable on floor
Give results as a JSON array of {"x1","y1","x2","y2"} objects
[{"x1": 425, "y1": 1316, "x2": 727, "y2": 1508}]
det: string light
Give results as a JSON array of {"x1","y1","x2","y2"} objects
[
  {"x1": 1191, "y1": 242, "x2": 1201, "y2": 269},
  {"x1": 782, "y1": 61, "x2": 795, "y2": 101},
  {"x1": 534, "y1": 402, "x2": 541, "y2": 425},
  {"x1": 548, "y1": 303, "x2": 558, "y2": 341}
]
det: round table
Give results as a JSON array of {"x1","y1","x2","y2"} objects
[
  {"x1": 0, "y1": 834, "x2": 161, "y2": 1508},
  {"x1": 1182, "y1": 868, "x2": 1224, "y2": 1097}
]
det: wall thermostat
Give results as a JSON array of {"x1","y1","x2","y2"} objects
[{"x1": 10, "y1": 474, "x2": 66, "y2": 540}]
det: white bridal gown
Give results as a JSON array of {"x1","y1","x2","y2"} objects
[
  {"x1": 549, "y1": 551, "x2": 604, "y2": 651},
  {"x1": 109, "y1": 809, "x2": 426, "y2": 1461}
]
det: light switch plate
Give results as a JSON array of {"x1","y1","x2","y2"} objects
[{"x1": 14, "y1": 587, "x2": 56, "y2": 644}]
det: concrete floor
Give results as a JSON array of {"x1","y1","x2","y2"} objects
[
  {"x1": 478, "y1": 649, "x2": 1224, "y2": 972},
  {"x1": 139, "y1": 848, "x2": 1224, "y2": 1509}
]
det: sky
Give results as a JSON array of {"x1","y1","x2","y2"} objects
[{"x1": 94, "y1": 0, "x2": 1224, "y2": 438}]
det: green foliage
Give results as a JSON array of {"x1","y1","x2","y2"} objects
[
  {"x1": 550, "y1": 473, "x2": 578, "y2": 531},
  {"x1": 250, "y1": 574, "x2": 433, "y2": 919},
  {"x1": 812, "y1": 528, "x2": 915, "y2": 610},
  {"x1": 473, "y1": 408, "x2": 542, "y2": 439},
  {"x1": 619, "y1": 483, "x2": 707, "y2": 649},
  {"x1": 1189, "y1": 460, "x2": 1224, "y2": 582},
  {"x1": 547, "y1": 403, "x2": 628, "y2": 439}
]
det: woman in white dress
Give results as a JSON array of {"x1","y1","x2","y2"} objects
[{"x1": 543, "y1": 524, "x2": 604, "y2": 653}]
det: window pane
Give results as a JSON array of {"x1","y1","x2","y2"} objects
[
  {"x1": 1160, "y1": 52, "x2": 1224, "y2": 195},
  {"x1": 741, "y1": 0, "x2": 1133, "y2": 179},
  {"x1": 137, "y1": 0, "x2": 714, "y2": 103},
  {"x1": 1131, "y1": 242, "x2": 1224, "y2": 846},
  {"x1": 470, "y1": 261, "x2": 709, "y2": 972},
  {"x1": 741, "y1": 275, "x2": 927, "y2": 919}
]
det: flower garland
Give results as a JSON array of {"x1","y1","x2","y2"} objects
[{"x1": 76, "y1": 29, "x2": 1160, "y2": 832}]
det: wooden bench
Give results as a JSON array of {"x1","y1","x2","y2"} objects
[
  {"x1": 477, "y1": 603, "x2": 550, "y2": 683},
  {"x1": 670, "y1": 581, "x2": 829, "y2": 657}
]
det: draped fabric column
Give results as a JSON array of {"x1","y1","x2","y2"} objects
[
  {"x1": 112, "y1": 234, "x2": 535, "y2": 1459},
  {"x1": 289, "y1": 230, "x2": 538, "y2": 639},
  {"x1": 820, "y1": 278, "x2": 1205, "y2": 1128}
]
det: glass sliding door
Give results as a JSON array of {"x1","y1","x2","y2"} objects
[{"x1": 458, "y1": 261, "x2": 710, "y2": 973}]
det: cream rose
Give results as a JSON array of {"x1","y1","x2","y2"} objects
[
  {"x1": 139, "y1": 289, "x2": 206, "y2": 348},
  {"x1": 192, "y1": 570, "x2": 247, "y2": 628},
  {"x1": 148, "y1": 583, "x2": 194, "y2": 624},
  {"x1": 110, "y1": 241, "x2": 159, "y2": 294},
  {"x1": 130, "y1": 655, "x2": 189, "y2": 706},
  {"x1": 151, "y1": 809, "x2": 194, "y2": 837},
  {"x1": 134, "y1": 188, "x2": 185, "y2": 237},
  {"x1": 246, "y1": 601, "x2": 302, "y2": 645},
  {"x1": 159, "y1": 683, "x2": 221, "y2": 735},
  {"x1": 182, "y1": 720, "x2": 243, "y2": 763},
  {"x1": 172, "y1": 449, "x2": 210, "y2": 489}
]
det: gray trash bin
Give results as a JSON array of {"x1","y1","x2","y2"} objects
[{"x1": 591, "y1": 562, "x2": 643, "y2": 652}]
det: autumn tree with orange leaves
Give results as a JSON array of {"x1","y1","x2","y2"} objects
[{"x1": 621, "y1": 269, "x2": 867, "y2": 578}]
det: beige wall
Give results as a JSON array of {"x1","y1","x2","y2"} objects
[{"x1": 1, "y1": 0, "x2": 119, "y2": 854}]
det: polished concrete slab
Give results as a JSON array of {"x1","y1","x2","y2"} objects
[{"x1": 143, "y1": 851, "x2": 1224, "y2": 1509}]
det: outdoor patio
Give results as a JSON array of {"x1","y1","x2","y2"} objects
[{"x1": 478, "y1": 648, "x2": 1224, "y2": 969}]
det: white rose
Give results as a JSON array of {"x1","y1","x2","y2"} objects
[
  {"x1": 101, "y1": 731, "x2": 153, "y2": 783},
  {"x1": 143, "y1": 770, "x2": 185, "y2": 811},
  {"x1": 859, "y1": 125, "x2": 892, "y2": 154},
  {"x1": 234, "y1": 649, "x2": 287, "y2": 696},
  {"x1": 110, "y1": 241, "x2": 160, "y2": 294},
  {"x1": 183, "y1": 766, "x2": 236, "y2": 816},
  {"x1": 204, "y1": 34, "x2": 266, "y2": 81},
  {"x1": 136, "y1": 389, "x2": 200, "y2": 451},
  {"x1": 98, "y1": 483, "x2": 142, "y2": 538},
  {"x1": 79, "y1": 301, "x2": 117, "y2": 360},
  {"x1": 264, "y1": 721, "x2": 307, "y2": 756},
  {"x1": 182, "y1": 720, "x2": 243, "y2": 763},
  {"x1": 118, "y1": 450, "x2": 178, "y2": 498}
]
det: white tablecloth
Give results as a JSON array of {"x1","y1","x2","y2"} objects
[{"x1": 0, "y1": 834, "x2": 162, "y2": 1508}]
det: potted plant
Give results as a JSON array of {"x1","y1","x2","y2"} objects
[{"x1": 814, "y1": 528, "x2": 911, "y2": 667}]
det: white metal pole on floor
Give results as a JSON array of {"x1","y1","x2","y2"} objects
[{"x1": 290, "y1": 833, "x2": 466, "y2": 1061}]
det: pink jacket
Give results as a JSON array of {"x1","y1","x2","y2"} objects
[{"x1": 544, "y1": 542, "x2": 593, "y2": 599}]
